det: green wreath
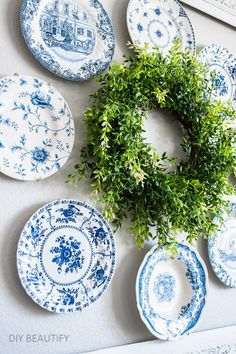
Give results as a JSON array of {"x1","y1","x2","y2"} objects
[{"x1": 68, "y1": 42, "x2": 236, "y2": 248}]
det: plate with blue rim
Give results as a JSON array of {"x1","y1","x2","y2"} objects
[
  {"x1": 127, "y1": 0, "x2": 195, "y2": 55},
  {"x1": 0, "y1": 75, "x2": 74, "y2": 181},
  {"x1": 20, "y1": 0, "x2": 115, "y2": 81},
  {"x1": 208, "y1": 195, "x2": 236, "y2": 288},
  {"x1": 17, "y1": 199, "x2": 116, "y2": 313},
  {"x1": 198, "y1": 44, "x2": 236, "y2": 109},
  {"x1": 136, "y1": 243, "x2": 208, "y2": 340}
]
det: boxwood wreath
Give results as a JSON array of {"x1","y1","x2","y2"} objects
[{"x1": 68, "y1": 42, "x2": 236, "y2": 249}]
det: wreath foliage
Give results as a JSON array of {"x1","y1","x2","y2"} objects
[{"x1": 68, "y1": 42, "x2": 236, "y2": 248}]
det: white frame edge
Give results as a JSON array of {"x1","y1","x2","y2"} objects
[
  {"x1": 85, "y1": 325, "x2": 236, "y2": 354},
  {"x1": 180, "y1": 0, "x2": 236, "y2": 27}
]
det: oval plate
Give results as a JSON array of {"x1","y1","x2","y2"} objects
[
  {"x1": 0, "y1": 75, "x2": 74, "y2": 181},
  {"x1": 208, "y1": 196, "x2": 236, "y2": 288},
  {"x1": 198, "y1": 44, "x2": 236, "y2": 109},
  {"x1": 17, "y1": 200, "x2": 116, "y2": 312},
  {"x1": 136, "y1": 243, "x2": 207, "y2": 340},
  {"x1": 127, "y1": 0, "x2": 195, "y2": 55},
  {"x1": 20, "y1": 0, "x2": 115, "y2": 81}
]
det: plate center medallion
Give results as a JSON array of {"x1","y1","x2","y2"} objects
[
  {"x1": 40, "y1": 0, "x2": 96, "y2": 62},
  {"x1": 41, "y1": 226, "x2": 93, "y2": 284}
]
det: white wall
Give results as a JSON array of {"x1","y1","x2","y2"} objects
[{"x1": 0, "y1": 1, "x2": 235, "y2": 354}]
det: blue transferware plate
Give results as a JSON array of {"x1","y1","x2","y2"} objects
[
  {"x1": 0, "y1": 75, "x2": 74, "y2": 181},
  {"x1": 20, "y1": 0, "x2": 115, "y2": 81},
  {"x1": 127, "y1": 0, "x2": 195, "y2": 55},
  {"x1": 198, "y1": 44, "x2": 236, "y2": 109},
  {"x1": 208, "y1": 196, "x2": 236, "y2": 288},
  {"x1": 136, "y1": 243, "x2": 208, "y2": 340},
  {"x1": 17, "y1": 200, "x2": 116, "y2": 313}
]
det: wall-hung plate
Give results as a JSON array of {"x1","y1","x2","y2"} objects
[
  {"x1": 127, "y1": 0, "x2": 195, "y2": 55},
  {"x1": 0, "y1": 75, "x2": 74, "y2": 180},
  {"x1": 20, "y1": 0, "x2": 115, "y2": 81},
  {"x1": 208, "y1": 195, "x2": 236, "y2": 288},
  {"x1": 136, "y1": 243, "x2": 208, "y2": 340},
  {"x1": 198, "y1": 44, "x2": 236, "y2": 109},
  {"x1": 17, "y1": 200, "x2": 116, "y2": 312}
]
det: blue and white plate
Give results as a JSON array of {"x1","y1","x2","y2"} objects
[
  {"x1": 0, "y1": 75, "x2": 74, "y2": 181},
  {"x1": 208, "y1": 196, "x2": 236, "y2": 288},
  {"x1": 127, "y1": 0, "x2": 195, "y2": 55},
  {"x1": 136, "y1": 243, "x2": 208, "y2": 340},
  {"x1": 17, "y1": 200, "x2": 116, "y2": 312},
  {"x1": 20, "y1": 0, "x2": 115, "y2": 81},
  {"x1": 198, "y1": 44, "x2": 236, "y2": 108}
]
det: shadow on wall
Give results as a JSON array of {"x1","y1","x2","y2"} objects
[{"x1": 111, "y1": 244, "x2": 153, "y2": 341}]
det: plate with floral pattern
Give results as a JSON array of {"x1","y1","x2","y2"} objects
[
  {"x1": 198, "y1": 44, "x2": 236, "y2": 109},
  {"x1": 208, "y1": 196, "x2": 236, "y2": 288},
  {"x1": 127, "y1": 0, "x2": 195, "y2": 55},
  {"x1": 17, "y1": 199, "x2": 116, "y2": 313},
  {"x1": 136, "y1": 243, "x2": 208, "y2": 340},
  {"x1": 0, "y1": 75, "x2": 74, "y2": 181},
  {"x1": 20, "y1": 0, "x2": 115, "y2": 81}
]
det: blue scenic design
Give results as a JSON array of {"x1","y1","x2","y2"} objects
[
  {"x1": 127, "y1": 0, "x2": 195, "y2": 54},
  {"x1": 0, "y1": 75, "x2": 74, "y2": 180},
  {"x1": 40, "y1": 0, "x2": 95, "y2": 56},
  {"x1": 17, "y1": 200, "x2": 116, "y2": 313},
  {"x1": 154, "y1": 272, "x2": 176, "y2": 302},
  {"x1": 50, "y1": 235, "x2": 84, "y2": 274},
  {"x1": 198, "y1": 44, "x2": 236, "y2": 109},
  {"x1": 208, "y1": 198, "x2": 236, "y2": 288},
  {"x1": 137, "y1": 244, "x2": 207, "y2": 340},
  {"x1": 20, "y1": 0, "x2": 115, "y2": 81}
]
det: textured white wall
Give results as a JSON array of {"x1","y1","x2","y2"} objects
[{"x1": 0, "y1": 1, "x2": 235, "y2": 354}]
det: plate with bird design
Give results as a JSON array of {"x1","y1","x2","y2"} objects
[
  {"x1": 0, "y1": 75, "x2": 74, "y2": 181},
  {"x1": 17, "y1": 199, "x2": 116, "y2": 312}
]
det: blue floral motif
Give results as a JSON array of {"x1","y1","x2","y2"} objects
[
  {"x1": 17, "y1": 200, "x2": 116, "y2": 313},
  {"x1": 31, "y1": 90, "x2": 53, "y2": 109},
  {"x1": 153, "y1": 272, "x2": 176, "y2": 302},
  {"x1": 32, "y1": 147, "x2": 49, "y2": 163},
  {"x1": 93, "y1": 227, "x2": 107, "y2": 246},
  {"x1": 88, "y1": 260, "x2": 108, "y2": 289},
  {"x1": 57, "y1": 288, "x2": 79, "y2": 305},
  {"x1": 154, "y1": 8, "x2": 161, "y2": 16},
  {"x1": 214, "y1": 72, "x2": 228, "y2": 96},
  {"x1": 137, "y1": 23, "x2": 143, "y2": 32},
  {"x1": 156, "y1": 30, "x2": 163, "y2": 38},
  {"x1": 56, "y1": 204, "x2": 83, "y2": 224},
  {"x1": 50, "y1": 235, "x2": 85, "y2": 274}
]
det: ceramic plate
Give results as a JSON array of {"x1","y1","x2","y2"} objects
[
  {"x1": 17, "y1": 200, "x2": 116, "y2": 312},
  {"x1": 208, "y1": 196, "x2": 236, "y2": 288},
  {"x1": 20, "y1": 0, "x2": 115, "y2": 81},
  {"x1": 127, "y1": 0, "x2": 195, "y2": 55},
  {"x1": 0, "y1": 75, "x2": 74, "y2": 181},
  {"x1": 136, "y1": 243, "x2": 207, "y2": 340},
  {"x1": 198, "y1": 44, "x2": 236, "y2": 108}
]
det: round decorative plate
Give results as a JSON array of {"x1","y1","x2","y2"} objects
[
  {"x1": 20, "y1": 0, "x2": 115, "y2": 81},
  {"x1": 0, "y1": 75, "x2": 74, "y2": 181},
  {"x1": 127, "y1": 0, "x2": 195, "y2": 55},
  {"x1": 136, "y1": 243, "x2": 208, "y2": 340},
  {"x1": 198, "y1": 44, "x2": 236, "y2": 108},
  {"x1": 208, "y1": 196, "x2": 236, "y2": 288},
  {"x1": 17, "y1": 200, "x2": 116, "y2": 312}
]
